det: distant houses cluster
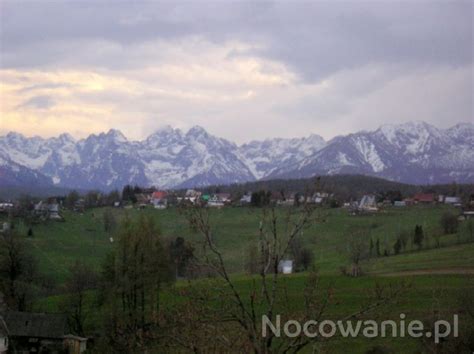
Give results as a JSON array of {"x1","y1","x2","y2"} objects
[
  {"x1": 348, "y1": 192, "x2": 473, "y2": 219},
  {"x1": 1, "y1": 184, "x2": 473, "y2": 224}
]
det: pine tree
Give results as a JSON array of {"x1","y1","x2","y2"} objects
[
  {"x1": 413, "y1": 225, "x2": 424, "y2": 250},
  {"x1": 376, "y1": 238, "x2": 381, "y2": 257}
]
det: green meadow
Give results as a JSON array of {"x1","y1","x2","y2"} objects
[
  {"x1": 7, "y1": 204, "x2": 473, "y2": 283},
  {"x1": 4, "y1": 204, "x2": 474, "y2": 352}
]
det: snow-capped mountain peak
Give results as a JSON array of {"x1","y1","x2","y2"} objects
[
  {"x1": 0, "y1": 122, "x2": 473, "y2": 190},
  {"x1": 103, "y1": 129, "x2": 128, "y2": 143}
]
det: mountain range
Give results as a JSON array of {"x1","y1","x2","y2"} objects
[{"x1": 0, "y1": 121, "x2": 473, "y2": 191}]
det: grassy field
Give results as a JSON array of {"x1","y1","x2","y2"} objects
[
  {"x1": 9, "y1": 204, "x2": 472, "y2": 352},
  {"x1": 35, "y1": 272, "x2": 473, "y2": 353},
  {"x1": 364, "y1": 242, "x2": 474, "y2": 274},
  {"x1": 4, "y1": 204, "x2": 472, "y2": 283}
]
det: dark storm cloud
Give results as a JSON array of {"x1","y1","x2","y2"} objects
[{"x1": 1, "y1": 1, "x2": 472, "y2": 81}]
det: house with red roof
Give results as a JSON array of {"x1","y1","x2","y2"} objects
[
  {"x1": 151, "y1": 191, "x2": 168, "y2": 209},
  {"x1": 413, "y1": 193, "x2": 435, "y2": 204}
]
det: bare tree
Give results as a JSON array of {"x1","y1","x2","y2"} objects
[
  {"x1": 62, "y1": 260, "x2": 98, "y2": 336},
  {"x1": 347, "y1": 228, "x2": 370, "y2": 277},
  {"x1": 165, "y1": 186, "x2": 406, "y2": 353},
  {"x1": 100, "y1": 215, "x2": 173, "y2": 351},
  {"x1": 0, "y1": 230, "x2": 38, "y2": 311},
  {"x1": 103, "y1": 208, "x2": 117, "y2": 234}
]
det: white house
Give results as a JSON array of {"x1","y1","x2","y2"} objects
[
  {"x1": 0, "y1": 203, "x2": 14, "y2": 212},
  {"x1": 240, "y1": 194, "x2": 252, "y2": 205},
  {"x1": 358, "y1": 195, "x2": 378, "y2": 212},
  {"x1": 34, "y1": 201, "x2": 62, "y2": 220},
  {"x1": 184, "y1": 189, "x2": 202, "y2": 204},
  {"x1": 208, "y1": 196, "x2": 224, "y2": 208},
  {"x1": 444, "y1": 196, "x2": 461, "y2": 204},
  {"x1": 0, "y1": 316, "x2": 8, "y2": 354},
  {"x1": 151, "y1": 191, "x2": 168, "y2": 209},
  {"x1": 278, "y1": 260, "x2": 294, "y2": 274},
  {"x1": 48, "y1": 203, "x2": 61, "y2": 220}
]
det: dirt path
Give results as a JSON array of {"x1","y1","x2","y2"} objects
[{"x1": 373, "y1": 268, "x2": 474, "y2": 276}]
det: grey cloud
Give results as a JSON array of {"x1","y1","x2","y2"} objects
[
  {"x1": 1, "y1": 0, "x2": 472, "y2": 143},
  {"x1": 18, "y1": 95, "x2": 55, "y2": 109},
  {"x1": 18, "y1": 82, "x2": 74, "y2": 93},
  {"x1": 1, "y1": 1, "x2": 472, "y2": 81}
]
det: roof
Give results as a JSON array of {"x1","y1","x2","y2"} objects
[
  {"x1": 0, "y1": 316, "x2": 8, "y2": 337},
  {"x1": 152, "y1": 191, "x2": 167, "y2": 199},
  {"x1": 270, "y1": 191, "x2": 283, "y2": 200},
  {"x1": 185, "y1": 189, "x2": 200, "y2": 197},
  {"x1": 414, "y1": 193, "x2": 435, "y2": 202},
  {"x1": 2, "y1": 311, "x2": 68, "y2": 339},
  {"x1": 279, "y1": 260, "x2": 293, "y2": 267}
]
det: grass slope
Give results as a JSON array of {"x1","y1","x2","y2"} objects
[{"x1": 5, "y1": 204, "x2": 473, "y2": 283}]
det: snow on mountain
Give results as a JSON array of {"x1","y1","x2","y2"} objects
[
  {"x1": 239, "y1": 134, "x2": 326, "y2": 179},
  {"x1": 0, "y1": 126, "x2": 256, "y2": 190},
  {"x1": 0, "y1": 153, "x2": 53, "y2": 187},
  {"x1": 268, "y1": 121, "x2": 474, "y2": 184},
  {"x1": 0, "y1": 122, "x2": 473, "y2": 190},
  {"x1": 137, "y1": 125, "x2": 255, "y2": 188}
]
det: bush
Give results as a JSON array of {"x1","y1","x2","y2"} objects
[
  {"x1": 440, "y1": 212, "x2": 459, "y2": 234},
  {"x1": 393, "y1": 238, "x2": 402, "y2": 255}
]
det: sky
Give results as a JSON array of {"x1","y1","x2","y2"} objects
[{"x1": 0, "y1": 0, "x2": 472, "y2": 144}]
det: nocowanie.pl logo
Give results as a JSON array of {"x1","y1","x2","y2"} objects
[{"x1": 262, "y1": 314, "x2": 458, "y2": 344}]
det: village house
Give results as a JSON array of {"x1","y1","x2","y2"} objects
[
  {"x1": 0, "y1": 202, "x2": 14, "y2": 213},
  {"x1": 205, "y1": 193, "x2": 230, "y2": 208},
  {"x1": 270, "y1": 191, "x2": 284, "y2": 204},
  {"x1": 310, "y1": 192, "x2": 331, "y2": 205},
  {"x1": 444, "y1": 196, "x2": 461, "y2": 205},
  {"x1": 208, "y1": 196, "x2": 224, "y2": 208},
  {"x1": 278, "y1": 260, "x2": 294, "y2": 274},
  {"x1": 184, "y1": 189, "x2": 202, "y2": 204},
  {"x1": 34, "y1": 199, "x2": 62, "y2": 220},
  {"x1": 135, "y1": 193, "x2": 151, "y2": 207},
  {"x1": 215, "y1": 193, "x2": 231, "y2": 204},
  {"x1": 2, "y1": 311, "x2": 87, "y2": 354},
  {"x1": 358, "y1": 195, "x2": 378, "y2": 212},
  {"x1": 73, "y1": 199, "x2": 85, "y2": 213},
  {"x1": 413, "y1": 193, "x2": 435, "y2": 204},
  {"x1": 277, "y1": 192, "x2": 296, "y2": 206},
  {"x1": 462, "y1": 210, "x2": 474, "y2": 220},
  {"x1": 239, "y1": 193, "x2": 252, "y2": 205},
  {"x1": 151, "y1": 191, "x2": 168, "y2": 209}
]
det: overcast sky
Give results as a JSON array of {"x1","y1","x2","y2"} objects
[{"x1": 0, "y1": 0, "x2": 472, "y2": 143}]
